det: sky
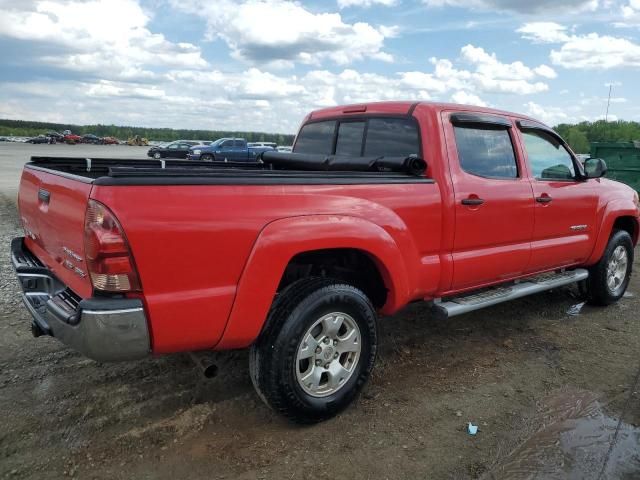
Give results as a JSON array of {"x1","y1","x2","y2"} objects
[{"x1": 0, "y1": 0, "x2": 638, "y2": 134}]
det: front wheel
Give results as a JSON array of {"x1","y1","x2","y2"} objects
[
  {"x1": 585, "y1": 229, "x2": 634, "y2": 306},
  {"x1": 200, "y1": 153, "x2": 214, "y2": 162},
  {"x1": 250, "y1": 278, "x2": 378, "y2": 424}
]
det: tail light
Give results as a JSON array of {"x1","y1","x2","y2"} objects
[{"x1": 84, "y1": 199, "x2": 141, "y2": 292}]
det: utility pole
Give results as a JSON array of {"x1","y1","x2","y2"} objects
[{"x1": 605, "y1": 83, "x2": 613, "y2": 123}]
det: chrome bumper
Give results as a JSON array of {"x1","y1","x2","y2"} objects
[{"x1": 11, "y1": 237, "x2": 150, "y2": 362}]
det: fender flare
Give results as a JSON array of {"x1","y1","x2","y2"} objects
[
  {"x1": 586, "y1": 200, "x2": 639, "y2": 265},
  {"x1": 216, "y1": 215, "x2": 412, "y2": 349}
]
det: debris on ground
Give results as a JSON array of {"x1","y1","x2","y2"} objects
[{"x1": 567, "y1": 303, "x2": 585, "y2": 316}]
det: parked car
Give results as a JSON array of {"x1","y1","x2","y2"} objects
[
  {"x1": 147, "y1": 140, "x2": 201, "y2": 159},
  {"x1": 46, "y1": 131, "x2": 64, "y2": 142},
  {"x1": 82, "y1": 134, "x2": 103, "y2": 145},
  {"x1": 63, "y1": 132, "x2": 82, "y2": 144},
  {"x1": 27, "y1": 135, "x2": 50, "y2": 144},
  {"x1": 188, "y1": 138, "x2": 274, "y2": 161},
  {"x1": 102, "y1": 136, "x2": 119, "y2": 145},
  {"x1": 11, "y1": 101, "x2": 639, "y2": 424}
]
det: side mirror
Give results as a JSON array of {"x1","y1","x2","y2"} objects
[{"x1": 584, "y1": 158, "x2": 607, "y2": 179}]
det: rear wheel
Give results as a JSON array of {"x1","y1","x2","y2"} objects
[
  {"x1": 250, "y1": 277, "x2": 377, "y2": 424},
  {"x1": 585, "y1": 230, "x2": 633, "y2": 306},
  {"x1": 153, "y1": 152, "x2": 161, "y2": 159}
]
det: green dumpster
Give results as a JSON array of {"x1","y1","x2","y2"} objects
[{"x1": 590, "y1": 141, "x2": 640, "y2": 192}]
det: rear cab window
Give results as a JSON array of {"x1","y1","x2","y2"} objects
[
  {"x1": 450, "y1": 114, "x2": 519, "y2": 179},
  {"x1": 293, "y1": 116, "x2": 420, "y2": 159}
]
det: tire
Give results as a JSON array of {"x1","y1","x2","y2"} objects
[
  {"x1": 250, "y1": 277, "x2": 378, "y2": 424},
  {"x1": 585, "y1": 229, "x2": 634, "y2": 306},
  {"x1": 153, "y1": 152, "x2": 162, "y2": 159},
  {"x1": 200, "y1": 154, "x2": 214, "y2": 162}
]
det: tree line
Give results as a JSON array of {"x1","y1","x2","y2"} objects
[
  {"x1": 0, "y1": 119, "x2": 296, "y2": 145},
  {"x1": 2, "y1": 118, "x2": 640, "y2": 154},
  {"x1": 554, "y1": 120, "x2": 640, "y2": 154}
]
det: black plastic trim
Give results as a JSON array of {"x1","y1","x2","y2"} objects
[
  {"x1": 94, "y1": 172, "x2": 434, "y2": 186},
  {"x1": 78, "y1": 297, "x2": 144, "y2": 311},
  {"x1": 451, "y1": 113, "x2": 512, "y2": 128},
  {"x1": 407, "y1": 102, "x2": 421, "y2": 116}
]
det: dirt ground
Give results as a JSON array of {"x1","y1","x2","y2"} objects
[{"x1": 1, "y1": 143, "x2": 639, "y2": 479}]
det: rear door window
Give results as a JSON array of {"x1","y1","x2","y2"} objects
[{"x1": 453, "y1": 125, "x2": 518, "y2": 179}]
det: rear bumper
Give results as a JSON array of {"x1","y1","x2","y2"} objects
[{"x1": 11, "y1": 237, "x2": 150, "y2": 362}]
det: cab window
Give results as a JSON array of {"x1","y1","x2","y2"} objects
[
  {"x1": 294, "y1": 121, "x2": 336, "y2": 155},
  {"x1": 522, "y1": 130, "x2": 576, "y2": 180},
  {"x1": 453, "y1": 125, "x2": 518, "y2": 179},
  {"x1": 335, "y1": 121, "x2": 365, "y2": 156},
  {"x1": 294, "y1": 117, "x2": 420, "y2": 159}
]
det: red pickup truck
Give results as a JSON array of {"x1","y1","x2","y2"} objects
[{"x1": 12, "y1": 101, "x2": 639, "y2": 423}]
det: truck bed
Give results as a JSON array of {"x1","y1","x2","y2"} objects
[{"x1": 27, "y1": 155, "x2": 431, "y2": 186}]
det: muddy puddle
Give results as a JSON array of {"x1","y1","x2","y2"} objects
[{"x1": 487, "y1": 390, "x2": 640, "y2": 479}]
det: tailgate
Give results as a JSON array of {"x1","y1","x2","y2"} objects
[{"x1": 18, "y1": 167, "x2": 94, "y2": 298}]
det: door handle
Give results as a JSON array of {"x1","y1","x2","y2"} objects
[
  {"x1": 536, "y1": 195, "x2": 553, "y2": 204},
  {"x1": 461, "y1": 197, "x2": 485, "y2": 206}
]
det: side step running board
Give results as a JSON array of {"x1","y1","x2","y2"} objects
[{"x1": 431, "y1": 269, "x2": 589, "y2": 319}]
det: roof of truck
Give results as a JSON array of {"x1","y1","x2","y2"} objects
[{"x1": 308, "y1": 101, "x2": 543, "y2": 126}]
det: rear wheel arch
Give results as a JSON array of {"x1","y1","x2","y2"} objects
[
  {"x1": 217, "y1": 215, "x2": 412, "y2": 350},
  {"x1": 277, "y1": 248, "x2": 389, "y2": 309}
]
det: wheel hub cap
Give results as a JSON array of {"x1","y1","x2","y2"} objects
[
  {"x1": 606, "y1": 245, "x2": 629, "y2": 295},
  {"x1": 295, "y1": 312, "x2": 361, "y2": 398}
]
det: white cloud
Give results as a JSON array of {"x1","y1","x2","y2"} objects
[
  {"x1": 517, "y1": 22, "x2": 570, "y2": 43},
  {"x1": 337, "y1": 0, "x2": 398, "y2": 7},
  {"x1": 523, "y1": 101, "x2": 569, "y2": 125},
  {"x1": 0, "y1": 0, "x2": 208, "y2": 80},
  {"x1": 0, "y1": 41, "x2": 554, "y2": 135},
  {"x1": 622, "y1": 0, "x2": 640, "y2": 19},
  {"x1": 170, "y1": 0, "x2": 395, "y2": 67},
  {"x1": 551, "y1": 33, "x2": 640, "y2": 69},
  {"x1": 533, "y1": 65, "x2": 558, "y2": 79},
  {"x1": 519, "y1": 22, "x2": 640, "y2": 69},
  {"x1": 422, "y1": 0, "x2": 598, "y2": 14},
  {"x1": 400, "y1": 47, "x2": 553, "y2": 97},
  {"x1": 461, "y1": 44, "x2": 557, "y2": 81},
  {"x1": 451, "y1": 91, "x2": 488, "y2": 107}
]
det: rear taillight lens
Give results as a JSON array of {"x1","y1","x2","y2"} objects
[{"x1": 84, "y1": 199, "x2": 141, "y2": 292}]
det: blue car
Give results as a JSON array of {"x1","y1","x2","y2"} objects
[{"x1": 188, "y1": 138, "x2": 274, "y2": 162}]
